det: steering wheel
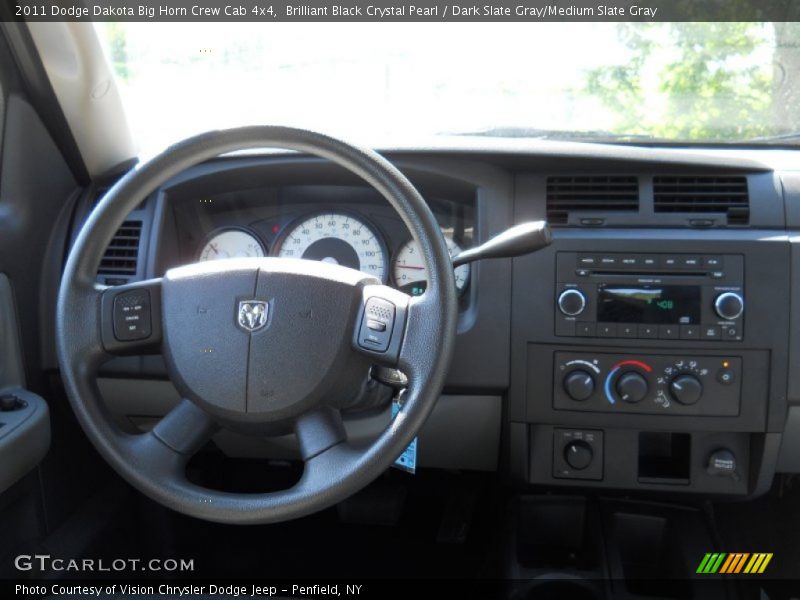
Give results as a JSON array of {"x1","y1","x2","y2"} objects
[{"x1": 56, "y1": 127, "x2": 458, "y2": 524}]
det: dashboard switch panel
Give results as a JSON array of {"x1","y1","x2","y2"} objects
[{"x1": 554, "y1": 352, "x2": 742, "y2": 417}]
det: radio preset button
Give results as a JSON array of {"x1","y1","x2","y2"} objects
[
  {"x1": 680, "y1": 325, "x2": 700, "y2": 339},
  {"x1": 597, "y1": 324, "x2": 617, "y2": 337},
  {"x1": 619, "y1": 324, "x2": 637, "y2": 338},
  {"x1": 557, "y1": 289, "x2": 587, "y2": 316},
  {"x1": 576, "y1": 323, "x2": 596, "y2": 337},
  {"x1": 659, "y1": 325, "x2": 679, "y2": 339},
  {"x1": 638, "y1": 324, "x2": 659, "y2": 339}
]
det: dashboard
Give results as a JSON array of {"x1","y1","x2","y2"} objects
[{"x1": 59, "y1": 144, "x2": 800, "y2": 500}]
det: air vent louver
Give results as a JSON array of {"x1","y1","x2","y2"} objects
[
  {"x1": 98, "y1": 220, "x2": 142, "y2": 276},
  {"x1": 653, "y1": 176, "x2": 749, "y2": 224},
  {"x1": 546, "y1": 176, "x2": 639, "y2": 225}
]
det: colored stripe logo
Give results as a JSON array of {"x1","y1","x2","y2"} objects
[{"x1": 697, "y1": 552, "x2": 773, "y2": 574}]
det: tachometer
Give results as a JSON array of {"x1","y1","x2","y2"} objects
[
  {"x1": 275, "y1": 212, "x2": 387, "y2": 281},
  {"x1": 198, "y1": 229, "x2": 265, "y2": 262},
  {"x1": 393, "y1": 234, "x2": 470, "y2": 296}
]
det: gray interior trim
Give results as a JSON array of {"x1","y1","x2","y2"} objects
[
  {"x1": 778, "y1": 407, "x2": 800, "y2": 473},
  {"x1": 99, "y1": 378, "x2": 501, "y2": 471},
  {"x1": 0, "y1": 273, "x2": 25, "y2": 389},
  {"x1": 0, "y1": 388, "x2": 50, "y2": 493}
]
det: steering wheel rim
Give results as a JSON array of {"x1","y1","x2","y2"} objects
[{"x1": 56, "y1": 126, "x2": 458, "y2": 524}]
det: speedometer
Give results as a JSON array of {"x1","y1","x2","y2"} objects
[
  {"x1": 275, "y1": 212, "x2": 387, "y2": 281},
  {"x1": 393, "y1": 234, "x2": 470, "y2": 296},
  {"x1": 198, "y1": 229, "x2": 265, "y2": 262}
]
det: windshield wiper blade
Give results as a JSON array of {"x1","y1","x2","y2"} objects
[
  {"x1": 445, "y1": 127, "x2": 660, "y2": 142},
  {"x1": 741, "y1": 131, "x2": 800, "y2": 144}
]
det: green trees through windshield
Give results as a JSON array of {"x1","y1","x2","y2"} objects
[{"x1": 585, "y1": 23, "x2": 800, "y2": 141}]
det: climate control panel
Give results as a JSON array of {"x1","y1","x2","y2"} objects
[{"x1": 553, "y1": 352, "x2": 742, "y2": 416}]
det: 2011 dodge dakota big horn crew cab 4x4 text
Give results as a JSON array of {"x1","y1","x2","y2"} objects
[{"x1": 1, "y1": 11, "x2": 800, "y2": 600}]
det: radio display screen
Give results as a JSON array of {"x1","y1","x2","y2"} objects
[{"x1": 597, "y1": 285, "x2": 701, "y2": 324}]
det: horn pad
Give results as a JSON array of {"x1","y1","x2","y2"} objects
[{"x1": 161, "y1": 258, "x2": 376, "y2": 425}]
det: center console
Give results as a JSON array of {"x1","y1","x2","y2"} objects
[{"x1": 508, "y1": 181, "x2": 791, "y2": 498}]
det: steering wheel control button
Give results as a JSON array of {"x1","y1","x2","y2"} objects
[
  {"x1": 366, "y1": 319, "x2": 387, "y2": 332},
  {"x1": 358, "y1": 297, "x2": 396, "y2": 352},
  {"x1": 112, "y1": 290, "x2": 152, "y2": 341},
  {"x1": 553, "y1": 429, "x2": 603, "y2": 481},
  {"x1": 557, "y1": 289, "x2": 586, "y2": 316}
]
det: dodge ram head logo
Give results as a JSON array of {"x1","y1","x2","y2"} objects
[{"x1": 237, "y1": 300, "x2": 269, "y2": 332}]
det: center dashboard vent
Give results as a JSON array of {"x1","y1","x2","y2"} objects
[
  {"x1": 546, "y1": 175, "x2": 639, "y2": 225},
  {"x1": 653, "y1": 176, "x2": 749, "y2": 224},
  {"x1": 98, "y1": 220, "x2": 143, "y2": 278}
]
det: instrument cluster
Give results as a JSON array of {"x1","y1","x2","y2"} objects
[{"x1": 182, "y1": 191, "x2": 473, "y2": 297}]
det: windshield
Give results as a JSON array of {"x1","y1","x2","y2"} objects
[{"x1": 95, "y1": 22, "x2": 797, "y2": 155}]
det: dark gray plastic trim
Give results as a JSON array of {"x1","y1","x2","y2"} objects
[
  {"x1": 0, "y1": 273, "x2": 24, "y2": 388},
  {"x1": 0, "y1": 388, "x2": 50, "y2": 493}
]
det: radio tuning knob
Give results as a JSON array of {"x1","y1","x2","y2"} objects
[
  {"x1": 564, "y1": 370, "x2": 595, "y2": 401},
  {"x1": 714, "y1": 292, "x2": 744, "y2": 320},
  {"x1": 558, "y1": 289, "x2": 586, "y2": 316},
  {"x1": 615, "y1": 371, "x2": 648, "y2": 403},
  {"x1": 669, "y1": 374, "x2": 703, "y2": 405}
]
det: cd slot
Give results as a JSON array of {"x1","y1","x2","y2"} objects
[{"x1": 586, "y1": 270, "x2": 709, "y2": 279}]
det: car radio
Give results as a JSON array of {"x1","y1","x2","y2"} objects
[{"x1": 554, "y1": 252, "x2": 744, "y2": 342}]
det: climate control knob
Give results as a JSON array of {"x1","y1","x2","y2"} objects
[
  {"x1": 669, "y1": 374, "x2": 703, "y2": 405},
  {"x1": 564, "y1": 370, "x2": 595, "y2": 401},
  {"x1": 615, "y1": 371, "x2": 649, "y2": 403},
  {"x1": 714, "y1": 292, "x2": 744, "y2": 321},
  {"x1": 557, "y1": 289, "x2": 586, "y2": 316},
  {"x1": 564, "y1": 440, "x2": 593, "y2": 470}
]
